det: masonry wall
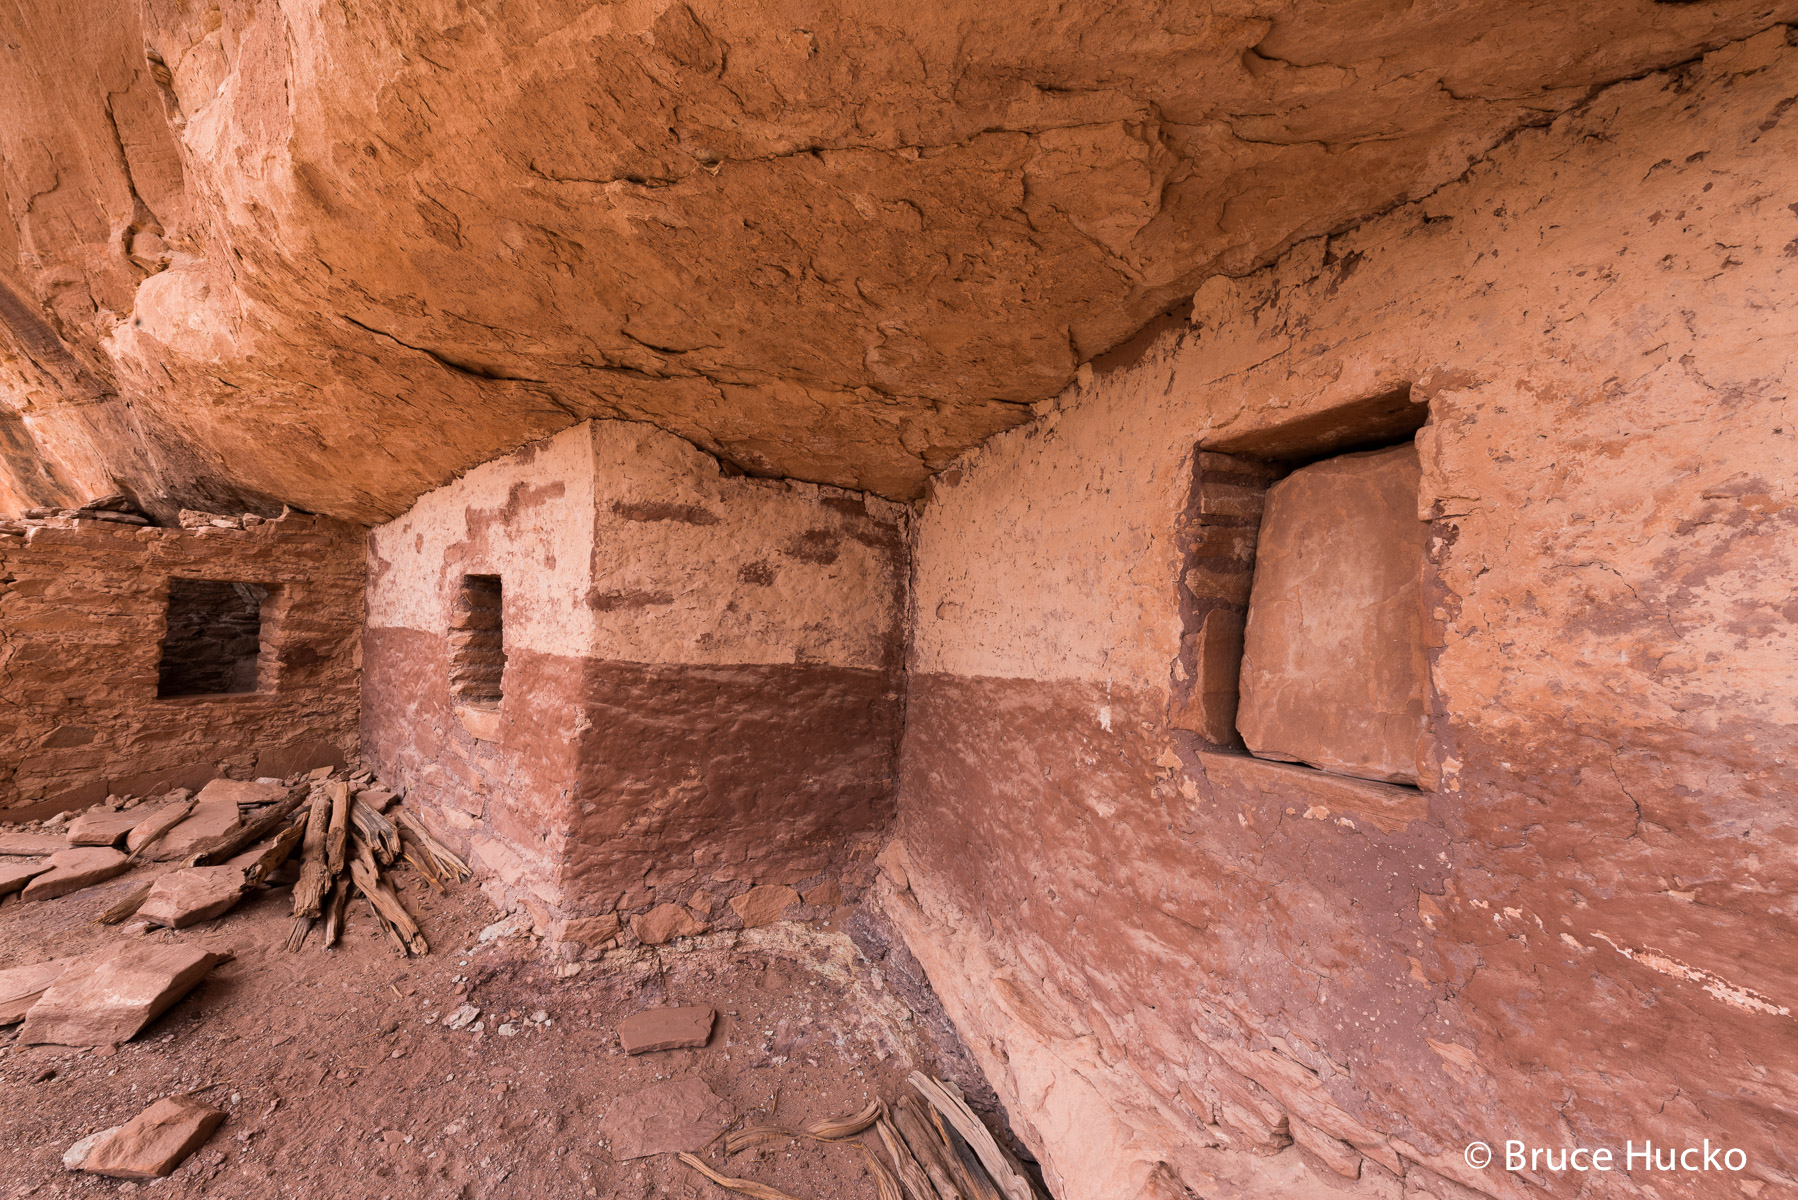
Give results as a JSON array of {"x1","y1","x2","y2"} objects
[
  {"x1": 881, "y1": 33, "x2": 1798, "y2": 1200},
  {"x1": 0, "y1": 512, "x2": 364, "y2": 811},
  {"x1": 363, "y1": 419, "x2": 907, "y2": 936}
]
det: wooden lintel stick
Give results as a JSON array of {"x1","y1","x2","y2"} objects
[
  {"x1": 322, "y1": 875, "x2": 351, "y2": 948},
  {"x1": 324, "y1": 781, "x2": 351, "y2": 875},
  {"x1": 244, "y1": 817, "x2": 307, "y2": 886},
  {"x1": 350, "y1": 858, "x2": 428, "y2": 956},
  {"x1": 291, "y1": 794, "x2": 333, "y2": 919},
  {"x1": 185, "y1": 786, "x2": 308, "y2": 866}
]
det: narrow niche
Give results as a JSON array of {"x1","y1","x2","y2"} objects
[
  {"x1": 157, "y1": 579, "x2": 269, "y2": 698},
  {"x1": 1173, "y1": 386, "x2": 1436, "y2": 789},
  {"x1": 449, "y1": 574, "x2": 506, "y2": 708}
]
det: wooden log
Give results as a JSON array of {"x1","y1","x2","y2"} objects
[
  {"x1": 285, "y1": 915, "x2": 314, "y2": 952},
  {"x1": 929, "y1": 1104, "x2": 1005, "y2": 1200},
  {"x1": 291, "y1": 795, "x2": 333, "y2": 919},
  {"x1": 909, "y1": 1074, "x2": 1042, "y2": 1200},
  {"x1": 184, "y1": 786, "x2": 308, "y2": 866},
  {"x1": 350, "y1": 859, "x2": 428, "y2": 956},
  {"x1": 322, "y1": 875, "x2": 351, "y2": 948},
  {"x1": 243, "y1": 817, "x2": 308, "y2": 887},
  {"x1": 349, "y1": 803, "x2": 401, "y2": 865},
  {"x1": 877, "y1": 1118, "x2": 943, "y2": 1200},
  {"x1": 95, "y1": 882, "x2": 154, "y2": 926},
  {"x1": 398, "y1": 834, "x2": 447, "y2": 894},
  {"x1": 674, "y1": 1154, "x2": 805, "y2": 1200},
  {"x1": 860, "y1": 1144, "x2": 907, "y2": 1200},
  {"x1": 350, "y1": 831, "x2": 380, "y2": 880},
  {"x1": 894, "y1": 1097, "x2": 965, "y2": 1200},
  {"x1": 324, "y1": 782, "x2": 351, "y2": 875},
  {"x1": 125, "y1": 797, "x2": 194, "y2": 859},
  {"x1": 391, "y1": 809, "x2": 469, "y2": 882}
]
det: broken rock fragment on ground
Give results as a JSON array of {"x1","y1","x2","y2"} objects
[
  {"x1": 20, "y1": 847, "x2": 129, "y2": 901},
  {"x1": 631, "y1": 903, "x2": 707, "y2": 945},
  {"x1": 0, "y1": 858, "x2": 52, "y2": 897},
  {"x1": 730, "y1": 884, "x2": 800, "y2": 928},
  {"x1": 0, "y1": 832, "x2": 69, "y2": 856},
  {"x1": 65, "y1": 808, "x2": 146, "y2": 847},
  {"x1": 126, "y1": 801, "x2": 196, "y2": 854},
  {"x1": 194, "y1": 778, "x2": 289, "y2": 809},
  {"x1": 20, "y1": 943, "x2": 230, "y2": 1046},
  {"x1": 619, "y1": 1005, "x2": 716, "y2": 1054},
  {"x1": 76, "y1": 1095, "x2": 227, "y2": 1179},
  {"x1": 0, "y1": 957, "x2": 73, "y2": 1024},
  {"x1": 150, "y1": 797, "x2": 241, "y2": 861},
  {"x1": 136, "y1": 865, "x2": 247, "y2": 929},
  {"x1": 599, "y1": 1078, "x2": 731, "y2": 1160}
]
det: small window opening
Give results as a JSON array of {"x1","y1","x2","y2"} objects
[
  {"x1": 157, "y1": 579, "x2": 268, "y2": 697},
  {"x1": 449, "y1": 574, "x2": 505, "y2": 707},
  {"x1": 1173, "y1": 386, "x2": 1435, "y2": 788}
]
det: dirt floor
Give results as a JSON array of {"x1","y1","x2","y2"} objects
[{"x1": 0, "y1": 849, "x2": 994, "y2": 1199}]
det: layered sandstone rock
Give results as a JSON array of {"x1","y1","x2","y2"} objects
[
  {"x1": 148, "y1": 798, "x2": 241, "y2": 862},
  {"x1": 65, "y1": 808, "x2": 148, "y2": 847},
  {"x1": 135, "y1": 865, "x2": 247, "y2": 929},
  {"x1": 20, "y1": 847, "x2": 129, "y2": 901},
  {"x1": 20, "y1": 944, "x2": 229, "y2": 1046},
  {"x1": 76, "y1": 1096, "x2": 226, "y2": 1179},
  {"x1": 2, "y1": 1, "x2": 1792, "y2": 521},
  {"x1": 0, "y1": 957, "x2": 72, "y2": 1024}
]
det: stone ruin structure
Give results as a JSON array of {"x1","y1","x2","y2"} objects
[{"x1": 1, "y1": 3, "x2": 1795, "y2": 1197}]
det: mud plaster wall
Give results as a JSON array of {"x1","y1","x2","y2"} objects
[
  {"x1": 363, "y1": 419, "x2": 907, "y2": 936},
  {"x1": 882, "y1": 33, "x2": 1798, "y2": 1200},
  {"x1": 0, "y1": 512, "x2": 363, "y2": 812}
]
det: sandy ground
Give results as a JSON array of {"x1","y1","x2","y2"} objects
[{"x1": 0, "y1": 851, "x2": 990, "y2": 1199}]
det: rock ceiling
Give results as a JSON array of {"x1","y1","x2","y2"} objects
[{"x1": 2, "y1": 0, "x2": 1792, "y2": 522}]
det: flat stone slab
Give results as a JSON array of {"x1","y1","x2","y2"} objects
[
  {"x1": 1237, "y1": 442, "x2": 1429, "y2": 785},
  {"x1": 137, "y1": 866, "x2": 246, "y2": 929},
  {"x1": 0, "y1": 832, "x2": 69, "y2": 856},
  {"x1": 148, "y1": 798, "x2": 241, "y2": 862},
  {"x1": 194, "y1": 778, "x2": 288, "y2": 809},
  {"x1": 78, "y1": 1095, "x2": 226, "y2": 1179},
  {"x1": 126, "y1": 802, "x2": 195, "y2": 855},
  {"x1": 65, "y1": 809, "x2": 147, "y2": 847},
  {"x1": 21, "y1": 847, "x2": 130, "y2": 901},
  {"x1": 20, "y1": 943, "x2": 229, "y2": 1046},
  {"x1": 599, "y1": 1078, "x2": 730, "y2": 1160},
  {"x1": 619, "y1": 1006, "x2": 716, "y2": 1055},
  {"x1": 0, "y1": 859, "x2": 52, "y2": 897},
  {"x1": 0, "y1": 957, "x2": 75, "y2": 1024},
  {"x1": 730, "y1": 884, "x2": 800, "y2": 928}
]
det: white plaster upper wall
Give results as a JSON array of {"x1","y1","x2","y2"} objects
[
  {"x1": 366, "y1": 422, "x2": 596, "y2": 656},
  {"x1": 368, "y1": 418, "x2": 906, "y2": 670},
  {"x1": 589, "y1": 421, "x2": 906, "y2": 670},
  {"x1": 913, "y1": 29, "x2": 1798, "y2": 723}
]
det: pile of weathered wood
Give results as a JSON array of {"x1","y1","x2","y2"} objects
[
  {"x1": 279, "y1": 778, "x2": 469, "y2": 955},
  {"x1": 682, "y1": 1072, "x2": 1047, "y2": 1200},
  {"x1": 0, "y1": 770, "x2": 477, "y2": 956}
]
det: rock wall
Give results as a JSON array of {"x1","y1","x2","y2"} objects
[
  {"x1": 362, "y1": 419, "x2": 907, "y2": 937},
  {"x1": 882, "y1": 32, "x2": 1798, "y2": 1200},
  {"x1": 6, "y1": 0, "x2": 1794, "y2": 523},
  {"x1": 0, "y1": 511, "x2": 363, "y2": 813}
]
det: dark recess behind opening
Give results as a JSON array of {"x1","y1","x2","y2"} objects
[{"x1": 158, "y1": 579, "x2": 267, "y2": 697}]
